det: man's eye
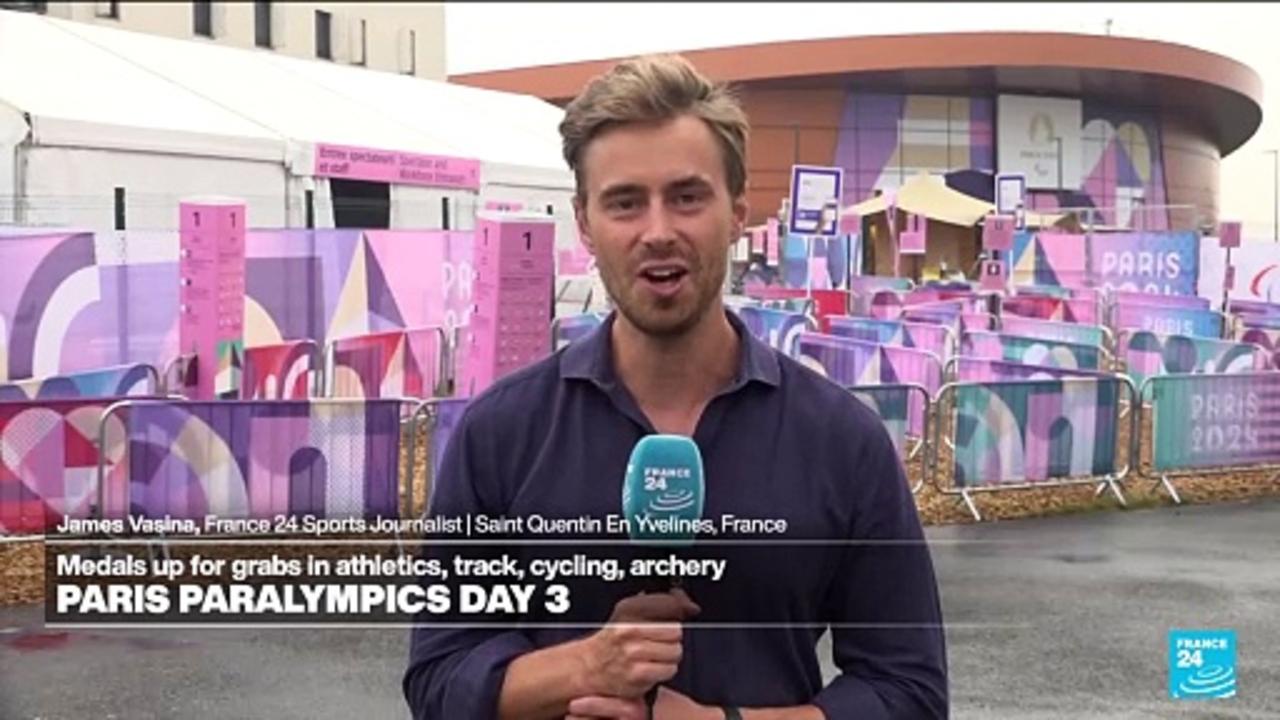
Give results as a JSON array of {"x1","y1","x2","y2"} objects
[
  {"x1": 607, "y1": 197, "x2": 639, "y2": 212},
  {"x1": 675, "y1": 192, "x2": 705, "y2": 207}
]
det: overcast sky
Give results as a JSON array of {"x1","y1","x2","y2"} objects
[{"x1": 447, "y1": 2, "x2": 1280, "y2": 237}]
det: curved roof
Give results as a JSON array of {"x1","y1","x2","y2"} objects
[
  {"x1": 451, "y1": 31, "x2": 1263, "y2": 154},
  {"x1": 0, "y1": 10, "x2": 570, "y2": 173}
]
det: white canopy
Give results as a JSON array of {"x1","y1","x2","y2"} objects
[{"x1": 0, "y1": 9, "x2": 570, "y2": 179}]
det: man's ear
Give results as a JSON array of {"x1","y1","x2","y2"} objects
[
  {"x1": 573, "y1": 194, "x2": 595, "y2": 254},
  {"x1": 731, "y1": 193, "x2": 750, "y2": 239}
]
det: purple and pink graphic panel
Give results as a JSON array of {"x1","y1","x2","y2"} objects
[
  {"x1": 328, "y1": 326, "x2": 442, "y2": 400},
  {"x1": 952, "y1": 357, "x2": 1105, "y2": 383},
  {"x1": 1122, "y1": 331, "x2": 1270, "y2": 388},
  {"x1": 1000, "y1": 295, "x2": 1100, "y2": 325},
  {"x1": 1112, "y1": 304, "x2": 1224, "y2": 339},
  {"x1": 961, "y1": 331, "x2": 1105, "y2": 370},
  {"x1": 795, "y1": 333, "x2": 940, "y2": 434},
  {"x1": 951, "y1": 377, "x2": 1122, "y2": 487},
  {"x1": 0, "y1": 228, "x2": 474, "y2": 393},
  {"x1": 0, "y1": 398, "x2": 132, "y2": 534},
  {"x1": 1090, "y1": 232, "x2": 1199, "y2": 296},
  {"x1": 0, "y1": 364, "x2": 158, "y2": 402},
  {"x1": 1151, "y1": 373, "x2": 1280, "y2": 471},
  {"x1": 241, "y1": 341, "x2": 319, "y2": 400},
  {"x1": 121, "y1": 399, "x2": 402, "y2": 521}
]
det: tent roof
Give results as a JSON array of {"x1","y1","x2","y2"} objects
[
  {"x1": 842, "y1": 174, "x2": 1068, "y2": 229},
  {"x1": 0, "y1": 10, "x2": 569, "y2": 174},
  {"x1": 896, "y1": 173, "x2": 993, "y2": 226}
]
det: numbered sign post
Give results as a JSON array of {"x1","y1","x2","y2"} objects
[
  {"x1": 983, "y1": 214, "x2": 1015, "y2": 251},
  {"x1": 178, "y1": 197, "x2": 245, "y2": 400}
]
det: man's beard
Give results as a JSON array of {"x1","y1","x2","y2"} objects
[{"x1": 600, "y1": 258, "x2": 726, "y2": 339}]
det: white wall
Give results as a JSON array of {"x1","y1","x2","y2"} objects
[
  {"x1": 19, "y1": 146, "x2": 288, "y2": 231},
  {"x1": 47, "y1": 1, "x2": 447, "y2": 80}
]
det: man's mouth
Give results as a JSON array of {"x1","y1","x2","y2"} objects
[{"x1": 637, "y1": 264, "x2": 690, "y2": 295}]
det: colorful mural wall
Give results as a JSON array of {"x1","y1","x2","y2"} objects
[
  {"x1": 0, "y1": 229, "x2": 474, "y2": 385},
  {"x1": 832, "y1": 94, "x2": 1168, "y2": 229}
]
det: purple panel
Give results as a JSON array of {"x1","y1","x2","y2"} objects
[
  {"x1": 835, "y1": 93, "x2": 905, "y2": 204},
  {"x1": 362, "y1": 400, "x2": 402, "y2": 519}
]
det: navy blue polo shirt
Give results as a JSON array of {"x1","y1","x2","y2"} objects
[{"x1": 404, "y1": 310, "x2": 948, "y2": 719}]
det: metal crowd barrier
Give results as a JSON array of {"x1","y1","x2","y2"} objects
[
  {"x1": 404, "y1": 397, "x2": 471, "y2": 521},
  {"x1": 928, "y1": 375, "x2": 1137, "y2": 521},
  {"x1": 323, "y1": 325, "x2": 448, "y2": 400},
  {"x1": 847, "y1": 383, "x2": 932, "y2": 492},
  {"x1": 1136, "y1": 371, "x2": 1280, "y2": 504},
  {"x1": 94, "y1": 397, "x2": 419, "y2": 532}
]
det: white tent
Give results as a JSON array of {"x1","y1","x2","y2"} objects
[{"x1": 0, "y1": 9, "x2": 574, "y2": 240}]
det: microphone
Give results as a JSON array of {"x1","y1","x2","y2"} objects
[
  {"x1": 620, "y1": 434, "x2": 705, "y2": 715},
  {"x1": 622, "y1": 434, "x2": 705, "y2": 550}
]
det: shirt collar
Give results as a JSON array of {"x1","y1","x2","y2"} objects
[{"x1": 559, "y1": 307, "x2": 782, "y2": 391}]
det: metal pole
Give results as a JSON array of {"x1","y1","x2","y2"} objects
[
  {"x1": 1272, "y1": 149, "x2": 1278, "y2": 242},
  {"x1": 1055, "y1": 137, "x2": 1063, "y2": 192}
]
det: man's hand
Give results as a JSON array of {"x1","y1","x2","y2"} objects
[
  {"x1": 574, "y1": 589, "x2": 701, "y2": 700},
  {"x1": 567, "y1": 686, "x2": 718, "y2": 720}
]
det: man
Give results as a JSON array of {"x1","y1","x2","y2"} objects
[{"x1": 404, "y1": 54, "x2": 947, "y2": 719}]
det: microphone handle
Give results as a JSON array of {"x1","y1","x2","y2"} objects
[{"x1": 644, "y1": 685, "x2": 659, "y2": 718}]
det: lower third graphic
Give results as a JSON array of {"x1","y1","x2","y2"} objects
[{"x1": 1169, "y1": 629, "x2": 1237, "y2": 700}]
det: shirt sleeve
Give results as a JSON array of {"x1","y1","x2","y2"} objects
[
  {"x1": 402, "y1": 404, "x2": 534, "y2": 720},
  {"x1": 812, "y1": 412, "x2": 949, "y2": 720}
]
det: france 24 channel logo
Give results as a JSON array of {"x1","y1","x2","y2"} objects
[{"x1": 1168, "y1": 629, "x2": 1237, "y2": 700}]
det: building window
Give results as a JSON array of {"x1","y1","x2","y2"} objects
[
  {"x1": 352, "y1": 18, "x2": 367, "y2": 65},
  {"x1": 399, "y1": 29, "x2": 417, "y2": 75},
  {"x1": 0, "y1": 1, "x2": 48, "y2": 13},
  {"x1": 192, "y1": 1, "x2": 212, "y2": 37},
  {"x1": 95, "y1": 1, "x2": 119, "y2": 19},
  {"x1": 315, "y1": 10, "x2": 332, "y2": 59},
  {"x1": 254, "y1": 1, "x2": 272, "y2": 48}
]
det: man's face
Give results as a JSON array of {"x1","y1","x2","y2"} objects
[{"x1": 574, "y1": 114, "x2": 747, "y2": 338}]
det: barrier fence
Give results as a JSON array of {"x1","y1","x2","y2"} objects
[
  {"x1": 1111, "y1": 302, "x2": 1226, "y2": 339},
  {"x1": 0, "y1": 396, "x2": 144, "y2": 535},
  {"x1": 0, "y1": 363, "x2": 160, "y2": 402},
  {"x1": 930, "y1": 375, "x2": 1135, "y2": 521},
  {"x1": 241, "y1": 340, "x2": 322, "y2": 400},
  {"x1": 94, "y1": 398, "x2": 416, "y2": 525},
  {"x1": 999, "y1": 295, "x2": 1102, "y2": 324},
  {"x1": 847, "y1": 383, "x2": 931, "y2": 490},
  {"x1": 551, "y1": 312, "x2": 608, "y2": 351},
  {"x1": 828, "y1": 316, "x2": 955, "y2": 360},
  {"x1": 960, "y1": 331, "x2": 1109, "y2": 371},
  {"x1": 326, "y1": 325, "x2": 447, "y2": 400},
  {"x1": 795, "y1": 332, "x2": 942, "y2": 436},
  {"x1": 946, "y1": 356, "x2": 1107, "y2": 383},
  {"x1": 736, "y1": 306, "x2": 815, "y2": 355},
  {"x1": 1121, "y1": 331, "x2": 1271, "y2": 389},
  {"x1": 405, "y1": 397, "x2": 470, "y2": 519},
  {"x1": 1237, "y1": 325, "x2": 1280, "y2": 368},
  {"x1": 998, "y1": 316, "x2": 1112, "y2": 351},
  {"x1": 1139, "y1": 371, "x2": 1280, "y2": 504}
]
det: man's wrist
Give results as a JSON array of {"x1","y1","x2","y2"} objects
[{"x1": 563, "y1": 635, "x2": 600, "y2": 698}]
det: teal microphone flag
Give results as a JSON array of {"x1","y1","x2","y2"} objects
[{"x1": 621, "y1": 434, "x2": 706, "y2": 546}]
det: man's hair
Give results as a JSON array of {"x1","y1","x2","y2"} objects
[{"x1": 559, "y1": 54, "x2": 749, "y2": 200}]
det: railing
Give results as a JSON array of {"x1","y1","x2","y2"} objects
[
  {"x1": 1138, "y1": 371, "x2": 1280, "y2": 504},
  {"x1": 929, "y1": 376, "x2": 1136, "y2": 521}
]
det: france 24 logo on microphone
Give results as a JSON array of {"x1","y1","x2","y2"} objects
[{"x1": 1168, "y1": 629, "x2": 1236, "y2": 700}]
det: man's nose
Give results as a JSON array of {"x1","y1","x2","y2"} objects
[{"x1": 639, "y1": 203, "x2": 678, "y2": 247}]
